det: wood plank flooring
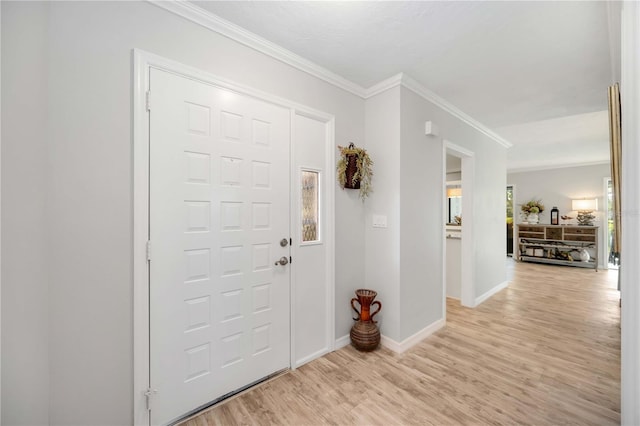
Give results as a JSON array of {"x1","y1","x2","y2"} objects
[{"x1": 181, "y1": 260, "x2": 620, "y2": 425}]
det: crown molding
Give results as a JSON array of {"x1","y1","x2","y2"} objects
[
  {"x1": 364, "y1": 73, "x2": 512, "y2": 148},
  {"x1": 400, "y1": 74, "x2": 513, "y2": 148},
  {"x1": 406, "y1": 75, "x2": 511, "y2": 148},
  {"x1": 148, "y1": 0, "x2": 367, "y2": 98},
  {"x1": 365, "y1": 73, "x2": 405, "y2": 98},
  {"x1": 507, "y1": 160, "x2": 610, "y2": 174},
  {"x1": 149, "y1": 0, "x2": 512, "y2": 149}
]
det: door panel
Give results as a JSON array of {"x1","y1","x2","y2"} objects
[
  {"x1": 149, "y1": 68, "x2": 290, "y2": 424},
  {"x1": 293, "y1": 114, "x2": 330, "y2": 366}
]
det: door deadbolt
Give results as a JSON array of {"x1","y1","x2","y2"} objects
[
  {"x1": 274, "y1": 256, "x2": 289, "y2": 266},
  {"x1": 280, "y1": 238, "x2": 289, "y2": 247}
]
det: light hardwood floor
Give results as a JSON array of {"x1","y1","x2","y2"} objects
[{"x1": 182, "y1": 260, "x2": 620, "y2": 425}]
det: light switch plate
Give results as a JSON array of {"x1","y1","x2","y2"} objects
[{"x1": 372, "y1": 214, "x2": 387, "y2": 228}]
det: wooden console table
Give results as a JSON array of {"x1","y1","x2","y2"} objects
[{"x1": 516, "y1": 224, "x2": 599, "y2": 271}]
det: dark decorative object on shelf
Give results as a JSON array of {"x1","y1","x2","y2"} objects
[
  {"x1": 550, "y1": 206, "x2": 559, "y2": 225},
  {"x1": 350, "y1": 289, "x2": 381, "y2": 351}
]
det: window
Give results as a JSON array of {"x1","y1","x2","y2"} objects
[{"x1": 301, "y1": 170, "x2": 319, "y2": 242}]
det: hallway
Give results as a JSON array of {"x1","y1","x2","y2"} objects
[{"x1": 183, "y1": 262, "x2": 620, "y2": 425}]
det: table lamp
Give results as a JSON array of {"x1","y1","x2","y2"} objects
[{"x1": 572, "y1": 199, "x2": 597, "y2": 226}]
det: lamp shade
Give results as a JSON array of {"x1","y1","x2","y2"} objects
[
  {"x1": 447, "y1": 187, "x2": 462, "y2": 198},
  {"x1": 572, "y1": 198, "x2": 598, "y2": 211}
]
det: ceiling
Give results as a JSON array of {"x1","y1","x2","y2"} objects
[{"x1": 192, "y1": 1, "x2": 620, "y2": 172}]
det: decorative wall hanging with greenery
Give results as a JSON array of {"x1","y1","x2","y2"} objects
[{"x1": 337, "y1": 143, "x2": 373, "y2": 200}]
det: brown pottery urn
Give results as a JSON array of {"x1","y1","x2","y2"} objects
[{"x1": 350, "y1": 289, "x2": 381, "y2": 351}]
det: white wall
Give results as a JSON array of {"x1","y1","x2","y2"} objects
[
  {"x1": 619, "y1": 2, "x2": 640, "y2": 422},
  {"x1": 446, "y1": 231, "x2": 462, "y2": 299},
  {"x1": 363, "y1": 86, "x2": 508, "y2": 343},
  {"x1": 508, "y1": 163, "x2": 611, "y2": 267},
  {"x1": 399, "y1": 87, "x2": 446, "y2": 340},
  {"x1": 363, "y1": 87, "x2": 402, "y2": 340},
  {"x1": 1, "y1": 2, "x2": 50, "y2": 424},
  {"x1": 446, "y1": 171, "x2": 462, "y2": 181},
  {"x1": 2, "y1": 2, "x2": 365, "y2": 424},
  {"x1": 400, "y1": 87, "x2": 507, "y2": 310}
]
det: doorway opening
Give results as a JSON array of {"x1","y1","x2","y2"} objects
[{"x1": 443, "y1": 141, "x2": 476, "y2": 313}]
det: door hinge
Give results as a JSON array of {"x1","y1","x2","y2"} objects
[
  {"x1": 146, "y1": 240, "x2": 152, "y2": 262},
  {"x1": 145, "y1": 90, "x2": 151, "y2": 111},
  {"x1": 144, "y1": 388, "x2": 157, "y2": 411},
  {"x1": 289, "y1": 256, "x2": 292, "y2": 264}
]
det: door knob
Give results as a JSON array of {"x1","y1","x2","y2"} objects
[{"x1": 274, "y1": 256, "x2": 289, "y2": 266}]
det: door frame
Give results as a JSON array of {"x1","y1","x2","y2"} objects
[
  {"x1": 132, "y1": 49, "x2": 335, "y2": 425},
  {"x1": 289, "y1": 112, "x2": 336, "y2": 368}
]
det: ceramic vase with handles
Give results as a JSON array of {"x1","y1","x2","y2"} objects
[
  {"x1": 528, "y1": 213, "x2": 539, "y2": 224},
  {"x1": 350, "y1": 289, "x2": 381, "y2": 351},
  {"x1": 579, "y1": 248, "x2": 590, "y2": 262}
]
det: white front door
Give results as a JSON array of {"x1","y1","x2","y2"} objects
[{"x1": 148, "y1": 68, "x2": 291, "y2": 424}]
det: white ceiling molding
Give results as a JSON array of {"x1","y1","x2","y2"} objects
[
  {"x1": 150, "y1": 0, "x2": 512, "y2": 149},
  {"x1": 148, "y1": 0, "x2": 367, "y2": 97},
  {"x1": 507, "y1": 160, "x2": 610, "y2": 174},
  {"x1": 365, "y1": 73, "x2": 404, "y2": 98},
  {"x1": 399, "y1": 74, "x2": 512, "y2": 148},
  {"x1": 366, "y1": 73, "x2": 512, "y2": 148}
]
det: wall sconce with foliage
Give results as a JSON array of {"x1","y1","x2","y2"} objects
[{"x1": 337, "y1": 143, "x2": 373, "y2": 201}]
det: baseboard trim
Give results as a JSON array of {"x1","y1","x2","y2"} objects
[
  {"x1": 380, "y1": 318, "x2": 446, "y2": 354},
  {"x1": 334, "y1": 334, "x2": 351, "y2": 350},
  {"x1": 475, "y1": 280, "x2": 509, "y2": 306},
  {"x1": 295, "y1": 347, "x2": 331, "y2": 368}
]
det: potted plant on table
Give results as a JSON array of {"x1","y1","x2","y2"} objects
[
  {"x1": 337, "y1": 143, "x2": 373, "y2": 201},
  {"x1": 520, "y1": 199, "x2": 545, "y2": 224}
]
